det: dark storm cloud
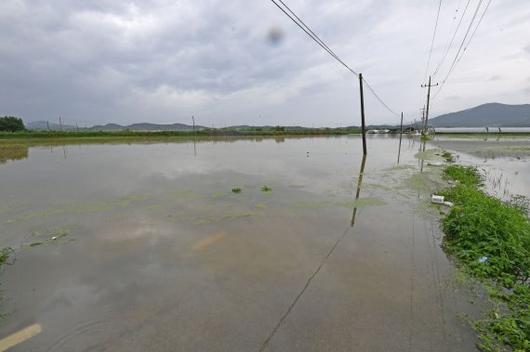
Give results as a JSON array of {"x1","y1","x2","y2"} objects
[{"x1": 0, "y1": 0, "x2": 528, "y2": 126}]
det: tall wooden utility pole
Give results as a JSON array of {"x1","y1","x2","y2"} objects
[
  {"x1": 191, "y1": 115, "x2": 196, "y2": 134},
  {"x1": 421, "y1": 76, "x2": 438, "y2": 134},
  {"x1": 59, "y1": 116, "x2": 63, "y2": 131},
  {"x1": 358, "y1": 73, "x2": 367, "y2": 155}
]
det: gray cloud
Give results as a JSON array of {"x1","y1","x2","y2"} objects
[{"x1": 0, "y1": 0, "x2": 528, "y2": 127}]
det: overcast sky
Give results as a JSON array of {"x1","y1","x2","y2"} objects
[{"x1": 0, "y1": 0, "x2": 528, "y2": 127}]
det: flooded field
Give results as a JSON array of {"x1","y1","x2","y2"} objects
[
  {"x1": 432, "y1": 136, "x2": 530, "y2": 200},
  {"x1": 0, "y1": 135, "x2": 527, "y2": 351}
]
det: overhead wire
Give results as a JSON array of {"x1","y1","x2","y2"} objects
[
  {"x1": 363, "y1": 78, "x2": 400, "y2": 117},
  {"x1": 269, "y1": 0, "x2": 399, "y2": 118},
  {"x1": 432, "y1": 0, "x2": 472, "y2": 76},
  {"x1": 433, "y1": 0, "x2": 490, "y2": 99},
  {"x1": 423, "y1": 0, "x2": 444, "y2": 81},
  {"x1": 459, "y1": 0, "x2": 492, "y2": 61},
  {"x1": 270, "y1": 0, "x2": 357, "y2": 75}
]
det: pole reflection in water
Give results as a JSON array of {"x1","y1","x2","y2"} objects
[
  {"x1": 62, "y1": 145, "x2": 68, "y2": 160},
  {"x1": 351, "y1": 154, "x2": 367, "y2": 227},
  {"x1": 397, "y1": 112, "x2": 404, "y2": 164},
  {"x1": 397, "y1": 135, "x2": 403, "y2": 164},
  {"x1": 419, "y1": 139, "x2": 426, "y2": 173}
]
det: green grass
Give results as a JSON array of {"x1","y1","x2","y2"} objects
[
  {"x1": 231, "y1": 187, "x2": 241, "y2": 194},
  {"x1": 443, "y1": 164, "x2": 482, "y2": 186},
  {"x1": 261, "y1": 185, "x2": 272, "y2": 192},
  {"x1": 440, "y1": 165, "x2": 530, "y2": 351}
]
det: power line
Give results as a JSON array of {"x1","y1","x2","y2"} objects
[
  {"x1": 270, "y1": 0, "x2": 399, "y2": 118},
  {"x1": 363, "y1": 78, "x2": 400, "y2": 117},
  {"x1": 433, "y1": 0, "x2": 489, "y2": 99},
  {"x1": 432, "y1": 0, "x2": 472, "y2": 76},
  {"x1": 276, "y1": 0, "x2": 347, "y2": 70},
  {"x1": 459, "y1": 0, "x2": 492, "y2": 61},
  {"x1": 423, "y1": 0, "x2": 444, "y2": 81},
  {"x1": 270, "y1": 0, "x2": 357, "y2": 75}
]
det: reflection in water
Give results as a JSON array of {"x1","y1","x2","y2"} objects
[
  {"x1": 62, "y1": 145, "x2": 68, "y2": 160},
  {"x1": 0, "y1": 145, "x2": 29, "y2": 165},
  {"x1": 397, "y1": 134, "x2": 403, "y2": 164},
  {"x1": 419, "y1": 140, "x2": 426, "y2": 173},
  {"x1": 351, "y1": 154, "x2": 367, "y2": 227}
]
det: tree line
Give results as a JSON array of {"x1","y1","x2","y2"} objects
[{"x1": 0, "y1": 116, "x2": 25, "y2": 132}]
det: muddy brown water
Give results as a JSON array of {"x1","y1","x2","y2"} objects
[{"x1": 1, "y1": 135, "x2": 527, "y2": 351}]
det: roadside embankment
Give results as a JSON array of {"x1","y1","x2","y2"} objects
[{"x1": 438, "y1": 163, "x2": 529, "y2": 351}]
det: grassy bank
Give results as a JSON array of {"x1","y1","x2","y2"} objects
[
  {"x1": 440, "y1": 164, "x2": 529, "y2": 351},
  {"x1": 0, "y1": 127, "x2": 361, "y2": 140}
]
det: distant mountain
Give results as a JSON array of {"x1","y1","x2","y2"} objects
[
  {"x1": 26, "y1": 120, "x2": 77, "y2": 130},
  {"x1": 429, "y1": 103, "x2": 530, "y2": 127},
  {"x1": 90, "y1": 122, "x2": 206, "y2": 131}
]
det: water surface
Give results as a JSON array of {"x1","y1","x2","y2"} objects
[{"x1": 2, "y1": 135, "x2": 518, "y2": 351}]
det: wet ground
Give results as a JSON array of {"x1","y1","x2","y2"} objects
[{"x1": 0, "y1": 135, "x2": 526, "y2": 351}]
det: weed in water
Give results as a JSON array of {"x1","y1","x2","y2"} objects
[
  {"x1": 0, "y1": 248, "x2": 13, "y2": 266},
  {"x1": 261, "y1": 185, "x2": 272, "y2": 192},
  {"x1": 231, "y1": 187, "x2": 241, "y2": 194},
  {"x1": 441, "y1": 151, "x2": 455, "y2": 163}
]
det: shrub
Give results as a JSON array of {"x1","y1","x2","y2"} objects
[{"x1": 0, "y1": 116, "x2": 25, "y2": 132}]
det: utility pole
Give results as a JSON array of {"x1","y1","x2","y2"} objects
[
  {"x1": 421, "y1": 76, "x2": 438, "y2": 135},
  {"x1": 46, "y1": 121, "x2": 50, "y2": 131},
  {"x1": 59, "y1": 116, "x2": 63, "y2": 131},
  {"x1": 191, "y1": 115, "x2": 195, "y2": 134},
  {"x1": 397, "y1": 112, "x2": 404, "y2": 163},
  {"x1": 358, "y1": 73, "x2": 367, "y2": 155}
]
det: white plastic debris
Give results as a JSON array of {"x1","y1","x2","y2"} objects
[
  {"x1": 51, "y1": 236, "x2": 58, "y2": 240},
  {"x1": 443, "y1": 201, "x2": 454, "y2": 207},
  {"x1": 427, "y1": 162, "x2": 444, "y2": 167},
  {"x1": 431, "y1": 194, "x2": 445, "y2": 204},
  {"x1": 478, "y1": 256, "x2": 488, "y2": 263}
]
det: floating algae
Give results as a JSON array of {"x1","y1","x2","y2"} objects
[
  {"x1": 336, "y1": 198, "x2": 386, "y2": 209},
  {"x1": 254, "y1": 202, "x2": 268, "y2": 209},
  {"x1": 414, "y1": 149, "x2": 443, "y2": 161},
  {"x1": 293, "y1": 201, "x2": 330, "y2": 209}
]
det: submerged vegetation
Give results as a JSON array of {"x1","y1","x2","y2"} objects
[
  {"x1": 441, "y1": 150, "x2": 455, "y2": 163},
  {"x1": 261, "y1": 185, "x2": 272, "y2": 192},
  {"x1": 231, "y1": 187, "x2": 242, "y2": 194},
  {"x1": 440, "y1": 164, "x2": 530, "y2": 351},
  {"x1": 0, "y1": 248, "x2": 13, "y2": 266}
]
